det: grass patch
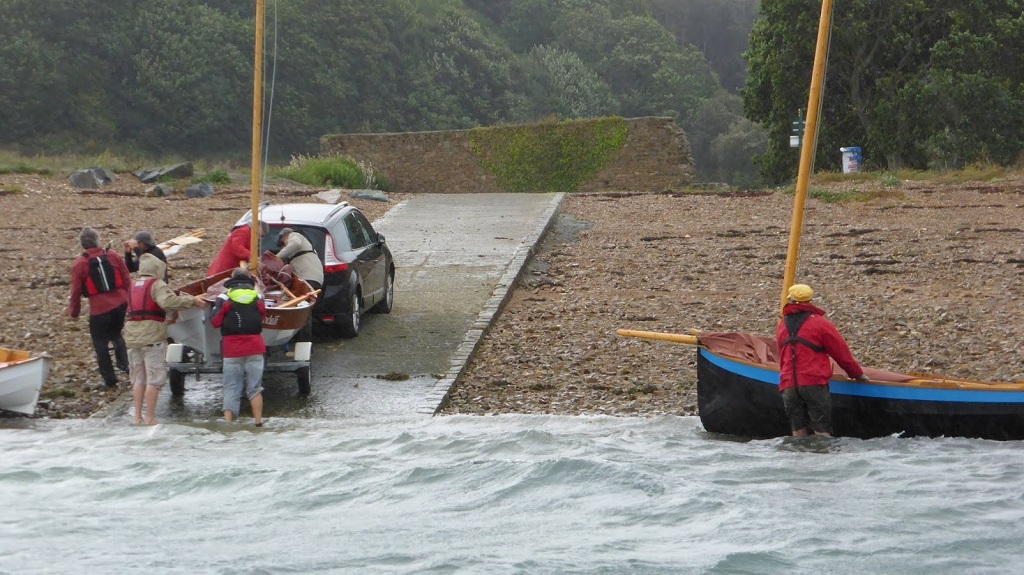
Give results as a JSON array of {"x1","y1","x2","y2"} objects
[
  {"x1": 192, "y1": 168, "x2": 231, "y2": 185},
  {"x1": 931, "y1": 163, "x2": 1008, "y2": 184},
  {"x1": 271, "y1": 154, "x2": 386, "y2": 190},
  {"x1": 0, "y1": 163, "x2": 51, "y2": 176},
  {"x1": 0, "y1": 148, "x2": 247, "y2": 179},
  {"x1": 880, "y1": 173, "x2": 901, "y2": 187},
  {"x1": 807, "y1": 188, "x2": 871, "y2": 203},
  {"x1": 0, "y1": 184, "x2": 22, "y2": 194},
  {"x1": 812, "y1": 170, "x2": 876, "y2": 184}
]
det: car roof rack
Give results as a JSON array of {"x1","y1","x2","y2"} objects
[{"x1": 324, "y1": 201, "x2": 350, "y2": 221}]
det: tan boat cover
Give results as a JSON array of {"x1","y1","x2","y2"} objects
[{"x1": 697, "y1": 331, "x2": 917, "y2": 384}]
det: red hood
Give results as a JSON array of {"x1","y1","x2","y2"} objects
[{"x1": 783, "y1": 302, "x2": 826, "y2": 317}]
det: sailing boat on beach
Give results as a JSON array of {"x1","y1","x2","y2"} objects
[
  {"x1": 165, "y1": 0, "x2": 317, "y2": 396},
  {"x1": 618, "y1": 0, "x2": 1024, "y2": 441}
]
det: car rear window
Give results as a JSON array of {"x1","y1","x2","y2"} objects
[{"x1": 262, "y1": 227, "x2": 328, "y2": 263}]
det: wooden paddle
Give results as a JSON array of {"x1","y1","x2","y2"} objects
[
  {"x1": 616, "y1": 329, "x2": 699, "y2": 346},
  {"x1": 276, "y1": 289, "x2": 321, "y2": 308},
  {"x1": 269, "y1": 277, "x2": 297, "y2": 300}
]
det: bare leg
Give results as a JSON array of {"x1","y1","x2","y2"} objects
[
  {"x1": 813, "y1": 431, "x2": 832, "y2": 437},
  {"x1": 250, "y1": 393, "x2": 263, "y2": 426},
  {"x1": 132, "y1": 385, "x2": 145, "y2": 425},
  {"x1": 791, "y1": 427, "x2": 810, "y2": 437},
  {"x1": 224, "y1": 410, "x2": 235, "y2": 422},
  {"x1": 144, "y1": 385, "x2": 161, "y2": 425}
]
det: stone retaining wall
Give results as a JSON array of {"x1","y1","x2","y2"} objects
[{"x1": 320, "y1": 117, "x2": 695, "y2": 194}]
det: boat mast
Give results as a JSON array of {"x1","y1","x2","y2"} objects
[
  {"x1": 780, "y1": 0, "x2": 834, "y2": 315},
  {"x1": 249, "y1": 0, "x2": 265, "y2": 274}
]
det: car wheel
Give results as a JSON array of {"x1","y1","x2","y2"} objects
[
  {"x1": 296, "y1": 367, "x2": 311, "y2": 396},
  {"x1": 370, "y1": 269, "x2": 394, "y2": 314},
  {"x1": 169, "y1": 369, "x2": 185, "y2": 397},
  {"x1": 338, "y1": 289, "x2": 361, "y2": 338}
]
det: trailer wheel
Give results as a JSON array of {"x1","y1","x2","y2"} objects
[
  {"x1": 169, "y1": 369, "x2": 186, "y2": 397},
  {"x1": 297, "y1": 367, "x2": 311, "y2": 396}
]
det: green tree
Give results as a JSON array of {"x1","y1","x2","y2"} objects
[
  {"x1": 400, "y1": 2, "x2": 532, "y2": 129},
  {"x1": 710, "y1": 117, "x2": 769, "y2": 188},
  {"x1": 648, "y1": 0, "x2": 760, "y2": 93},
  {"x1": 117, "y1": 1, "x2": 251, "y2": 154},
  {"x1": 0, "y1": 30, "x2": 65, "y2": 144},
  {"x1": 523, "y1": 46, "x2": 617, "y2": 119},
  {"x1": 745, "y1": 0, "x2": 1024, "y2": 181}
]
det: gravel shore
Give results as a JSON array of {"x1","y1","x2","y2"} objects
[
  {"x1": 443, "y1": 181, "x2": 1024, "y2": 416},
  {"x1": 2, "y1": 172, "x2": 1022, "y2": 420}
]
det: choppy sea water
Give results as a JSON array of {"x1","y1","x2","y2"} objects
[{"x1": 1, "y1": 414, "x2": 1021, "y2": 574}]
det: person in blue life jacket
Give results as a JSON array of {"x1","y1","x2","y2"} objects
[
  {"x1": 210, "y1": 267, "x2": 266, "y2": 426},
  {"x1": 123, "y1": 254, "x2": 206, "y2": 425}
]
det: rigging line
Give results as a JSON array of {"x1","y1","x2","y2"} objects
[{"x1": 260, "y1": 0, "x2": 280, "y2": 197}]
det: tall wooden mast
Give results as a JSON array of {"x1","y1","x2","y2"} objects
[
  {"x1": 249, "y1": 0, "x2": 265, "y2": 273},
  {"x1": 779, "y1": 0, "x2": 834, "y2": 314}
]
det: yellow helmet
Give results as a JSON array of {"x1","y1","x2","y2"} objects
[{"x1": 788, "y1": 284, "x2": 814, "y2": 302}]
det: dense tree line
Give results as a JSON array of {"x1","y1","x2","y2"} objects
[
  {"x1": 0, "y1": 0, "x2": 761, "y2": 184},
  {"x1": 744, "y1": 0, "x2": 1024, "y2": 182},
  {"x1": 13, "y1": 1, "x2": 1016, "y2": 187}
]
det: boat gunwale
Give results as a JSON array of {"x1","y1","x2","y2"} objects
[{"x1": 699, "y1": 346, "x2": 1024, "y2": 397}]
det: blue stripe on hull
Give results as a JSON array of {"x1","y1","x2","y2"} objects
[
  {"x1": 697, "y1": 348, "x2": 1024, "y2": 440},
  {"x1": 700, "y1": 348, "x2": 1024, "y2": 404}
]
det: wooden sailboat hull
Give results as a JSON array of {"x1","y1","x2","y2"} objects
[
  {"x1": 697, "y1": 348, "x2": 1024, "y2": 441},
  {"x1": 0, "y1": 349, "x2": 51, "y2": 415},
  {"x1": 168, "y1": 269, "x2": 315, "y2": 365}
]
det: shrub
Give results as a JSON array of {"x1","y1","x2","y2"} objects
[
  {"x1": 272, "y1": 154, "x2": 384, "y2": 189},
  {"x1": 192, "y1": 169, "x2": 231, "y2": 185}
]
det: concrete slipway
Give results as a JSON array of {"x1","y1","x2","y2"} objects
[{"x1": 101, "y1": 192, "x2": 564, "y2": 422}]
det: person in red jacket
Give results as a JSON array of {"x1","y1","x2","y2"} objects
[
  {"x1": 206, "y1": 221, "x2": 268, "y2": 277},
  {"x1": 775, "y1": 284, "x2": 868, "y2": 437},
  {"x1": 68, "y1": 226, "x2": 132, "y2": 391},
  {"x1": 210, "y1": 268, "x2": 266, "y2": 426}
]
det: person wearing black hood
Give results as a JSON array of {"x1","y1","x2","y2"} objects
[
  {"x1": 210, "y1": 268, "x2": 266, "y2": 426},
  {"x1": 124, "y1": 231, "x2": 168, "y2": 281}
]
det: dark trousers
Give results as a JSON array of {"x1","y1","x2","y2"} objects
[
  {"x1": 294, "y1": 280, "x2": 321, "y2": 343},
  {"x1": 89, "y1": 304, "x2": 128, "y2": 385}
]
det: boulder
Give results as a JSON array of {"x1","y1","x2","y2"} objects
[
  {"x1": 183, "y1": 182, "x2": 214, "y2": 198},
  {"x1": 134, "y1": 162, "x2": 194, "y2": 184},
  {"x1": 351, "y1": 189, "x2": 389, "y2": 202},
  {"x1": 68, "y1": 167, "x2": 115, "y2": 189},
  {"x1": 145, "y1": 184, "x2": 174, "y2": 197}
]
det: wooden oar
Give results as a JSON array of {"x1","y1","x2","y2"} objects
[
  {"x1": 276, "y1": 289, "x2": 321, "y2": 309},
  {"x1": 269, "y1": 277, "x2": 297, "y2": 300},
  {"x1": 616, "y1": 329, "x2": 699, "y2": 346}
]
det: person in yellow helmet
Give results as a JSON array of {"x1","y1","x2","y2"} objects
[{"x1": 775, "y1": 284, "x2": 868, "y2": 437}]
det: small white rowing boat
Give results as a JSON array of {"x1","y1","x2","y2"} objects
[{"x1": 0, "y1": 347, "x2": 52, "y2": 415}]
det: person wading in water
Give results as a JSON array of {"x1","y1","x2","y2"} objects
[{"x1": 775, "y1": 284, "x2": 868, "y2": 437}]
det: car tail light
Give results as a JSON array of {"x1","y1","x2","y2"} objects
[{"x1": 323, "y1": 235, "x2": 349, "y2": 273}]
